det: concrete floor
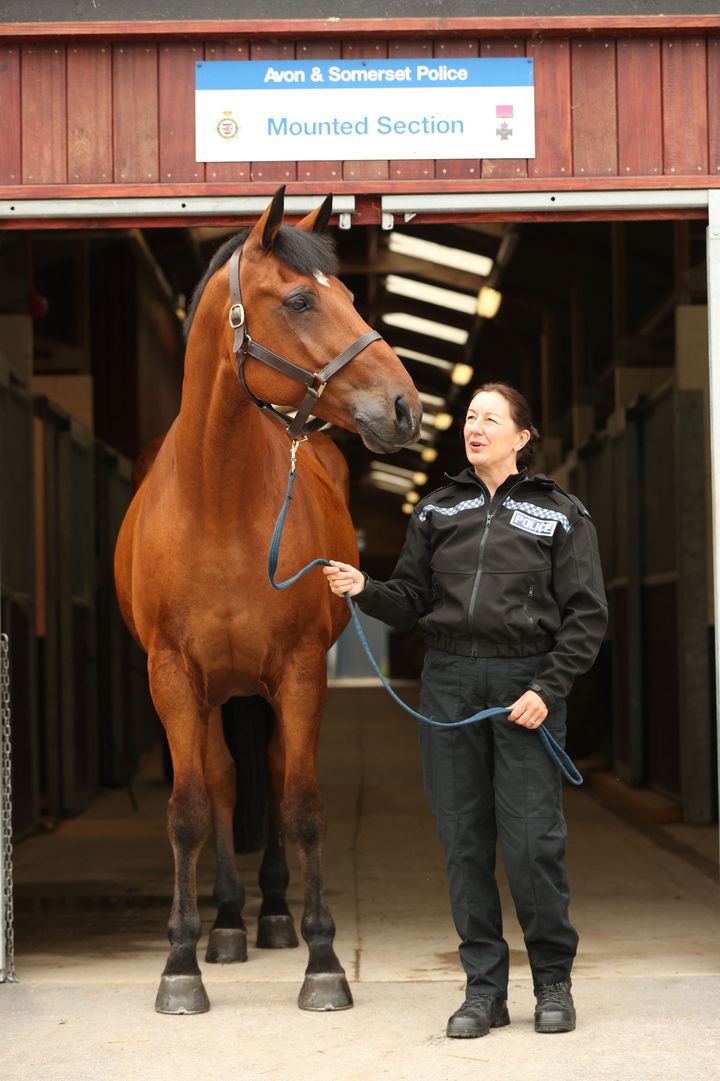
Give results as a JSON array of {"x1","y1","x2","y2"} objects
[{"x1": 3, "y1": 685, "x2": 719, "y2": 1081}]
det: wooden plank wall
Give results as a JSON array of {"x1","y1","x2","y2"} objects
[{"x1": 0, "y1": 32, "x2": 718, "y2": 195}]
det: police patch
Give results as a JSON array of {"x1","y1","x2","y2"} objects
[{"x1": 510, "y1": 509, "x2": 558, "y2": 537}]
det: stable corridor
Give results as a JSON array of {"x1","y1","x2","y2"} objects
[{"x1": 3, "y1": 686, "x2": 719, "y2": 1081}]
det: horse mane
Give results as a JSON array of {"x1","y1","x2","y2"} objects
[{"x1": 183, "y1": 225, "x2": 339, "y2": 341}]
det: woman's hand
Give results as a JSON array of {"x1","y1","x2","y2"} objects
[
  {"x1": 323, "y1": 560, "x2": 366, "y2": 598},
  {"x1": 508, "y1": 689, "x2": 548, "y2": 729}
]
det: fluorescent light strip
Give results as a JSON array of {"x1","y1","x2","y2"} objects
[
  {"x1": 418, "y1": 391, "x2": 446, "y2": 410},
  {"x1": 367, "y1": 473, "x2": 412, "y2": 490},
  {"x1": 388, "y1": 232, "x2": 493, "y2": 277},
  {"x1": 383, "y1": 312, "x2": 469, "y2": 345},
  {"x1": 370, "y1": 462, "x2": 417, "y2": 480},
  {"x1": 369, "y1": 477, "x2": 410, "y2": 495},
  {"x1": 395, "y1": 347, "x2": 452, "y2": 371},
  {"x1": 385, "y1": 274, "x2": 477, "y2": 315},
  {"x1": 405, "y1": 441, "x2": 436, "y2": 453}
]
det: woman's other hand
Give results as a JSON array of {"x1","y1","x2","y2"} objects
[
  {"x1": 323, "y1": 560, "x2": 366, "y2": 598},
  {"x1": 508, "y1": 689, "x2": 548, "y2": 729}
]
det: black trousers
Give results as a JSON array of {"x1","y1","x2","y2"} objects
[{"x1": 418, "y1": 648, "x2": 578, "y2": 997}]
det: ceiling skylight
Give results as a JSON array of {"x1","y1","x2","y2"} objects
[
  {"x1": 395, "y1": 347, "x2": 453, "y2": 371},
  {"x1": 388, "y1": 233, "x2": 494, "y2": 277},
  {"x1": 382, "y1": 312, "x2": 469, "y2": 346},
  {"x1": 385, "y1": 275, "x2": 477, "y2": 315}
]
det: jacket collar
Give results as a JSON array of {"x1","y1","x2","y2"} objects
[
  {"x1": 445, "y1": 466, "x2": 525, "y2": 487},
  {"x1": 443, "y1": 466, "x2": 556, "y2": 492}
]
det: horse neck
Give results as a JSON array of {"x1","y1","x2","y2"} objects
[{"x1": 175, "y1": 334, "x2": 284, "y2": 513}]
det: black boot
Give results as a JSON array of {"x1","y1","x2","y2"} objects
[
  {"x1": 534, "y1": 980, "x2": 576, "y2": 1033},
  {"x1": 446, "y1": 995, "x2": 510, "y2": 1038}
]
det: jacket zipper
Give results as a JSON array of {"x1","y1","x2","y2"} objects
[
  {"x1": 467, "y1": 478, "x2": 527, "y2": 649},
  {"x1": 468, "y1": 508, "x2": 492, "y2": 651},
  {"x1": 524, "y1": 583, "x2": 534, "y2": 624}
]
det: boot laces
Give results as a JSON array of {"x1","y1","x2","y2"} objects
[
  {"x1": 537, "y1": 981, "x2": 570, "y2": 1006},
  {"x1": 461, "y1": 994, "x2": 498, "y2": 1016}
]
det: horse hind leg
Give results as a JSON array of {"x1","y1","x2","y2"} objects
[
  {"x1": 149, "y1": 650, "x2": 212, "y2": 1015},
  {"x1": 256, "y1": 742, "x2": 298, "y2": 950},
  {"x1": 214, "y1": 696, "x2": 296, "y2": 951},
  {"x1": 203, "y1": 706, "x2": 248, "y2": 965}
]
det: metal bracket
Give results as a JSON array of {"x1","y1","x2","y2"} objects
[
  {"x1": 381, "y1": 212, "x2": 395, "y2": 232},
  {"x1": 709, "y1": 189, "x2": 720, "y2": 231}
]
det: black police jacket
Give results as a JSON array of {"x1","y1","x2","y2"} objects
[{"x1": 356, "y1": 466, "x2": 608, "y2": 707}]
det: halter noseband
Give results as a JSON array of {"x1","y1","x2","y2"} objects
[{"x1": 228, "y1": 244, "x2": 381, "y2": 441}]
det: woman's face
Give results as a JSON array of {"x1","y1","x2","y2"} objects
[{"x1": 463, "y1": 390, "x2": 530, "y2": 476}]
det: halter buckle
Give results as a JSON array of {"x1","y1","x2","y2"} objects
[
  {"x1": 314, "y1": 377, "x2": 327, "y2": 399},
  {"x1": 229, "y1": 302, "x2": 245, "y2": 329}
]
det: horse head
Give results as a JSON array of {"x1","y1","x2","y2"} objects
[{"x1": 225, "y1": 187, "x2": 422, "y2": 452}]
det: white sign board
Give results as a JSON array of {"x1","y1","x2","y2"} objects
[{"x1": 195, "y1": 58, "x2": 535, "y2": 163}]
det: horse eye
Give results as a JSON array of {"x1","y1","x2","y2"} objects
[{"x1": 285, "y1": 294, "x2": 313, "y2": 313}]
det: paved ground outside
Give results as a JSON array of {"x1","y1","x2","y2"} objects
[{"x1": 2, "y1": 685, "x2": 719, "y2": 1081}]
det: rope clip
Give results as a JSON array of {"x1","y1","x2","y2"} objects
[{"x1": 290, "y1": 437, "x2": 306, "y2": 473}]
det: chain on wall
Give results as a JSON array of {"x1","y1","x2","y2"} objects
[{"x1": 0, "y1": 632, "x2": 16, "y2": 982}]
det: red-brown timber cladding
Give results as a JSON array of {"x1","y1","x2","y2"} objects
[
  {"x1": 67, "y1": 44, "x2": 113, "y2": 184},
  {"x1": 0, "y1": 18, "x2": 718, "y2": 223},
  {"x1": 617, "y1": 39, "x2": 663, "y2": 178},
  {"x1": 710, "y1": 37, "x2": 720, "y2": 176},
  {"x1": 296, "y1": 39, "x2": 343, "y2": 185}
]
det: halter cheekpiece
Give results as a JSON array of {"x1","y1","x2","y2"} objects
[{"x1": 228, "y1": 244, "x2": 381, "y2": 441}]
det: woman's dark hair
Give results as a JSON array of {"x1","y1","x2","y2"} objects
[{"x1": 468, "y1": 382, "x2": 541, "y2": 469}]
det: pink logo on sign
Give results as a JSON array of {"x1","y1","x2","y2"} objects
[{"x1": 495, "y1": 105, "x2": 514, "y2": 118}]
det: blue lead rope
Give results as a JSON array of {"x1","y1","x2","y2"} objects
[{"x1": 268, "y1": 462, "x2": 583, "y2": 786}]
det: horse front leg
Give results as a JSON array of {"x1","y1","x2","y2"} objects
[
  {"x1": 149, "y1": 650, "x2": 212, "y2": 1014},
  {"x1": 204, "y1": 706, "x2": 248, "y2": 964},
  {"x1": 275, "y1": 668, "x2": 352, "y2": 1012}
]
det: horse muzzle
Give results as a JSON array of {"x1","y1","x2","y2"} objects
[{"x1": 354, "y1": 394, "x2": 422, "y2": 452}]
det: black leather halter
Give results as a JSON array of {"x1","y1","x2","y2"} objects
[{"x1": 228, "y1": 245, "x2": 381, "y2": 441}]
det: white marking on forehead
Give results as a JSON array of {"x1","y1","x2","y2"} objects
[{"x1": 314, "y1": 270, "x2": 330, "y2": 288}]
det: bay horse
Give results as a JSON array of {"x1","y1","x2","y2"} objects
[{"x1": 114, "y1": 187, "x2": 421, "y2": 1015}]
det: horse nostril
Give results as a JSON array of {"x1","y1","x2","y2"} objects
[{"x1": 394, "y1": 394, "x2": 414, "y2": 431}]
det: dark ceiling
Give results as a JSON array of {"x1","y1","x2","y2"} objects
[
  {"x1": 135, "y1": 211, "x2": 704, "y2": 568},
  {"x1": 14, "y1": 209, "x2": 706, "y2": 568},
  {"x1": 149, "y1": 219, "x2": 679, "y2": 418}
]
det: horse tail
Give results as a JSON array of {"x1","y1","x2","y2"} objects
[{"x1": 221, "y1": 695, "x2": 275, "y2": 854}]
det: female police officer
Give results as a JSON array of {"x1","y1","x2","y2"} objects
[{"x1": 323, "y1": 382, "x2": 607, "y2": 1038}]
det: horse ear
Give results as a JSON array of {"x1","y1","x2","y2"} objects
[
  {"x1": 249, "y1": 185, "x2": 285, "y2": 251},
  {"x1": 296, "y1": 194, "x2": 334, "y2": 234}
]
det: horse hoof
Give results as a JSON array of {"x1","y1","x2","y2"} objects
[
  {"x1": 155, "y1": 974, "x2": 210, "y2": 1015},
  {"x1": 205, "y1": 927, "x2": 248, "y2": 964},
  {"x1": 257, "y1": 915, "x2": 299, "y2": 949},
  {"x1": 298, "y1": 972, "x2": 353, "y2": 1012}
]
